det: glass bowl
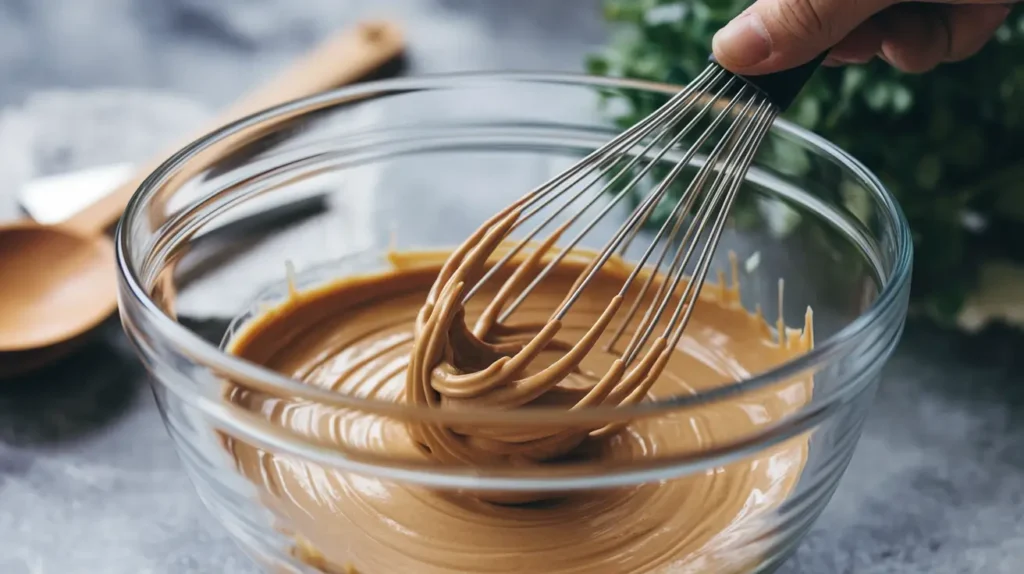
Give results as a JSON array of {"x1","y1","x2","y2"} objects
[{"x1": 116, "y1": 73, "x2": 912, "y2": 573}]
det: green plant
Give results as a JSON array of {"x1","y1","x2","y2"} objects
[{"x1": 586, "y1": 0, "x2": 1024, "y2": 327}]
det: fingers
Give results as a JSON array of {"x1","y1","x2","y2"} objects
[
  {"x1": 825, "y1": 18, "x2": 886, "y2": 65},
  {"x1": 712, "y1": 0, "x2": 1017, "y2": 75},
  {"x1": 711, "y1": 0, "x2": 894, "y2": 74},
  {"x1": 878, "y1": 3, "x2": 1012, "y2": 72}
]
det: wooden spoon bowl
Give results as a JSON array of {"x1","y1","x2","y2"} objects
[{"x1": 0, "y1": 222, "x2": 117, "y2": 352}]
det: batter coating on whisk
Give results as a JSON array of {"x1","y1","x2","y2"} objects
[
  {"x1": 406, "y1": 204, "x2": 753, "y2": 473},
  {"x1": 222, "y1": 238, "x2": 814, "y2": 573}
]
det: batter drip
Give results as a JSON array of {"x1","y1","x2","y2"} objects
[{"x1": 222, "y1": 234, "x2": 814, "y2": 573}]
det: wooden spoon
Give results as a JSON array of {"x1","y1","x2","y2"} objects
[{"x1": 0, "y1": 21, "x2": 404, "y2": 360}]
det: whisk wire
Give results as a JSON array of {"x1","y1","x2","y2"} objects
[
  {"x1": 549, "y1": 85, "x2": 752, "y2": 323},
  {"x1": 496, "y1": 77, "x2": 746, "y2": 322},
  {"x1": 610, "y1": 94, "x2": 770, "y2": 362},
  {"x1": 461, "y1": 59, "x2": 809, "y2": 373},
  {"x1": 529, "y1": 83, "x2": 743, "y2": 322},
  {"x1": 658, "y1": 102, "x2": 777, "y2": 353},
  {"x1": 464, "y1": 66, "x2": 729, "y2": 305}
]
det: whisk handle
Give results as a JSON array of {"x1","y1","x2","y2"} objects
[{"x1": 709, "y1": 52, "x2": 827, "y2": 111}]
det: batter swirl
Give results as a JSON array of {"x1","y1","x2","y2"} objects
[{"x1": 222, "y1": 242, "x2": 814, "y2": 573}]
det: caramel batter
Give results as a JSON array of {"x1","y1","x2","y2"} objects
[{"x1": 222, "y1": 238, "x2": 814, "y2": 573}]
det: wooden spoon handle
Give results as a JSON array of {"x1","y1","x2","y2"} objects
[{"x1": 62, "y1": 20, "x2": 404, "y2": 237}]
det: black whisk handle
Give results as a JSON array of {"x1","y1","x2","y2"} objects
[{"x1": 708, "y1": 52, "x2": 827, "y2": 111}]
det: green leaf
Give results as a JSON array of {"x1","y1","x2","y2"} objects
[
  {"x1": 770, "y1": 137, "x2": 812, "y2": 177},
  {"x1": 585, "y1": 54, "x2": 609, "y2": 76},
  {"x1": 890, "y1": 84, "x2": 913, "y2": 114},
  {"x1": 864, "y1": 82, "x2": 891, "y2": 111},
  {"x1": 792, "y1": 96, "x2": 821, "y2": 128},
  {"x1": 691, "y1": 1, "x2": 711, "y2": 26},
  {"x1": 604, "y1": 0, "x2": 645, "y2": 22},
  {"x1": 634, "y1": 53, "x2": 667, "y2": 78},
  {"x1": 643, "y1": 2, "x2": 688, "y2": 25},
  {"x1": 841, "y1": 67, "x2": 867, "y2": 99}
]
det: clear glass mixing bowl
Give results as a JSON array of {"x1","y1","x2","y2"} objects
[{"x1": 116, "y1": 73, "x2": 912, "y2": 573}]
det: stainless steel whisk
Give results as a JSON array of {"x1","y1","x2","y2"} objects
[{"x1": 465, "y1": 54, "x2": 825, "y2": 372}]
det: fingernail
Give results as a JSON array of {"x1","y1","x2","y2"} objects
[{"x1": 713, "y1": 13, "x2": 773, "y2": 68}]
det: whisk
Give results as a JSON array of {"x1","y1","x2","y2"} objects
[{"x1": 407, "y1": 54, "x2": 825, "y2": 466}]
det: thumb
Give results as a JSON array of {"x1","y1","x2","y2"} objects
[{"x1": 712, "y1": 0, "x2": 893, "y2": 74}]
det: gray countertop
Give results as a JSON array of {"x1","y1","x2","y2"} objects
[{"x1": 1, "y1": 1, "x2": 1023, "y2": 573}]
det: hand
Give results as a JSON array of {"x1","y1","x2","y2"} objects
[{"x1": 712, "y1": 0, "x2": 1017, "y2": 74}]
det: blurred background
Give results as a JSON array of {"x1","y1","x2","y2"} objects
[
  {"x1": 1, "y1": 1, "x2": 1024, "y2": 573},
  {"x1": 0, "y1": 0, "x2": 603, "y2": 104},
  {"x1": 0, "y1": 0, "x2": 605, "y2": 222}
]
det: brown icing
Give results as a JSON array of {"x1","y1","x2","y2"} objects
[{"x1": 220, "y1": 231, "x2": 813, "y2": 573}]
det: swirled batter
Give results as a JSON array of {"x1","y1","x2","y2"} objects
[{"x1": 223, "y1": 246, "x2": 813, "y2": 573}]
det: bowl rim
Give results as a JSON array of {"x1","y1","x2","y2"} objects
[{"x1": 116, "y1": 70, "x2": 913, "y2": 426}]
